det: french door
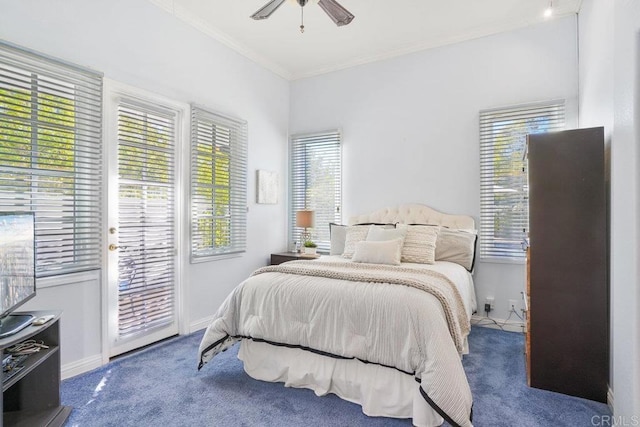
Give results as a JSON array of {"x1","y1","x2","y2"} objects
[{"x1": 106, "y1": 87, "x2": 182, "y2": 357}]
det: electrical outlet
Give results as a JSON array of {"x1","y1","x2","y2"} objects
[
  {"x1": 485, "y1": 297, "x2": 495, "y2": 312},
  {"x1": 508, "y1": 299, "x2": 519, "y2": 311}
]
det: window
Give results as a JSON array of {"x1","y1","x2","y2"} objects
[
  {"x1": 190, "y1": 106, "x2": 247, "y2": 261},
  {"x1": 479, "y1": 100, "x2": 565, "y2": 260},
  {"x1": 0, "y1": 42, "x2": 103, "y2": 277},
  {"x1": 290, "y1": 130, "x2": 342, "y2": 253}
]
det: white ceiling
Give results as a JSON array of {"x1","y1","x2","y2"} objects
[{"x1": 148, "y1": 0, "x2": 582, "y2": 80}]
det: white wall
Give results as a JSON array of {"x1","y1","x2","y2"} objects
[
  {"x1": 0, "y1": 0, "x2": 289, "y2": 372},
  {"x1": 579, "y1": 0, "x2": 640, "y2": 418},
  {"x1": 290, "y1": 16, "x2": 579, "y2": 321}
]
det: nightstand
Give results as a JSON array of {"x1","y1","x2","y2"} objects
[{"x1": 270, "y1": 252, "x2": 319, "y2": 265}]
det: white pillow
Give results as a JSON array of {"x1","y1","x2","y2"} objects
[
  {"x1": 352, "y1": 238, "x2": 403, "y2": 266},
  {"x1": 397, "y1": 224, "x2": 439, "y2": 264},
  {"x1": 435, "y1": 228, "x2": 478, "y2": 271},
  {"x1": 342, "y1": 225, "x2": 371, "y2": 258},
  {"x1": 329, "y1": 223, "x2": 347, "y2": 255},
  {"x1": 367, "y1": 226, "x2": 407, "y2": 243}
]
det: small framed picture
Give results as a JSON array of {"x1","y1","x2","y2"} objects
[{"x1": 256, "y1": 170, "x2": 278, "y2": 204}]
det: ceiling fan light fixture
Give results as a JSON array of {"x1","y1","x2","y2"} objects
[
  {"x1": 544, "y1": 1, "x2": 553, "y2": 18},
  {"x1": 251, "y1": 0, "x2": 354, "y2": 31}
]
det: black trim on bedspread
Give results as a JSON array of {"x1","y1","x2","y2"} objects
[
  {"x1": 198, "y1": 334, "x2": 234, "y2": 370},
  {"x1": 198, "y1": 334, "x2": 415, "y2": 376},
  {"x1": 419, "y1": 386, "x2": 473, "y2": 427},
  {"x1": 200, "y1": 335, "x2": 473, "y2": 426}
]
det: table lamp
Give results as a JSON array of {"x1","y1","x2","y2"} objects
[{"x1": 296, "y1": 210, "x2": 315, "y2": 246}]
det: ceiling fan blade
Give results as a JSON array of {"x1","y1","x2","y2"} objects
[
  {"x1": 317, "y1": 0, "x2": 354, "y2": 26},
  {"x1": 250, "y1": 0, "x2": 287, "y2": 20}
]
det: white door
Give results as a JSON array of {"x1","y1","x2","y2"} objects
[{"x1": 106, "y1": 91, "x2": 181, "y2": 357}]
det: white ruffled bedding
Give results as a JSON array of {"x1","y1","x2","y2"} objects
[
  {"x1": 198, "y1": 258, "x2": 475, "y2": 427},
  {"x1": 238, "y1": 339, "x2": 446, "y2": 426}
]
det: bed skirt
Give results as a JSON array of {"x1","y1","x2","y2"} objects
[{"x1": 238, "y1": 340, "x2": 447, "y2": 427}]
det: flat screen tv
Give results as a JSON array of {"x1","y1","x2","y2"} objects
[{"x1": 0, "y1": 212, "x2": 36, "y2": 338}]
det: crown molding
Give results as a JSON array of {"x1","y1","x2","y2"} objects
[
  {"x1": 290, "y1": 12, "x2": 578, "y2": 80},
  {"x1": 147, "y1": 0, "x2": 293, "y2": 80}
]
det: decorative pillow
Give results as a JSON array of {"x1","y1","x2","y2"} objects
[
  {"x1": 342, "y1": 225, "x2": 372, "y2": 258},
  {"x1": 352, "y1": 238, "x2": 403, "y2": 266},
  {"x1": 397, "y1": 224, "x2": 439, "y2": 264},
  {"x1": 435, "y1": 228, "x2": 478, "y2": 271},
  {"x1": 329, "y1": 223, "x2": 348, "y2": 256},
  {"x1": 367, "y1": 226, "x2": 407, "y2": 244}
]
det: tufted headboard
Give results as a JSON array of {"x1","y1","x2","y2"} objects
[{"x1": 348, "y1": 204, "x2": 475, "y2": 230}]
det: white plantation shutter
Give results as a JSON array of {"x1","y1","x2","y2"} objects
[
  {"x1": 290, "y1": 130, "x2": 342, "y2": 253},
  {"x1": 0, "y1": 42, "x2": 103, "y2": 277},
  {"x1": 190, "y1": 106, "x2": 248, "y2": 261},
  {"x1": 479, "y1": 100, "x2": 565, "y2": 260},
  {"x1": 116, "y1": 99, "x2": 177, "y2": 337}
]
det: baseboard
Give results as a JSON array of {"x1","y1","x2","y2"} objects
[
  {"x1": 60, "y1": 318, "x2": 214, "y2": 380},
  {"x1": 607, "y1": 386, "x2": 614, "y2": 413},
  {"x1": 471, "y1": 314, "x2": 525, "y2": 333},
  {"x1": 189, "y1": 315, "x2": 215, "y2": 334},
  {"x1": 61, "y1": 354, "x2": 103, "y2": 380}
]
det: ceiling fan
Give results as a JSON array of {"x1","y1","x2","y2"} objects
[{"x1": 251, "y1": 0, "x2": 354, "y2": 33}]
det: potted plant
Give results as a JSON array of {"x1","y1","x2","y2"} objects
[{"x1": 303, "y1": 240, "x2": 317, "y2": 255}]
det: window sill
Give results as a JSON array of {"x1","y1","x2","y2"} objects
[
  {"x1": 478, "y1": 257, "x2": 525, "y2": 265},
  {"x1": 190, "y1": 252, "x2": 244, "y2": 264},
  {"x1": 37, "y1": 270, "x2": 101, "y2": 289}
]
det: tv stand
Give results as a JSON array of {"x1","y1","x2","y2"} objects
[
  {"x1": 1, "y1": 310, "x2": 71, "y2": 426},
  {"x1": 0, "y1": 314, "x2": 35, "y2": 339}
]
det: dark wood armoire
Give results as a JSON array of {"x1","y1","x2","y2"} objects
[{"x1": 526, "y1": 126, "x2": 609, "y2": 403}]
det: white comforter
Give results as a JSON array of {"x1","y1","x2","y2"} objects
[{"x1": 198, "y1": 259, "x2": 474, "y2": 427}]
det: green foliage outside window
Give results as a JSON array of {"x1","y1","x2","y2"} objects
[
  {"x1": 193, "y1": 128, "x2": 232, "y2": 252},
  {"x1": 118, "y1": 109, "x2": 173, "y2": 204},
  {"x1": 0, "y1": 86, "x2": 76, "y2": 180},
  {"x1": 0, "y1": 84, "x2": 81, "y2": 271}
]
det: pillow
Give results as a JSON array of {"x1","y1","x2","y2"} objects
[
  {"x1": 352, "y1": 238, "x2": 403, "y2": 266},
  {"x1": 435, "y1": 228, "x2": 478, "y2": 271},
  {"x1": 367, "y1": 226, "x2": 407, "y2": 244},
  {"x1": 329, "y1": 223, "x2": 347, "y2": 256},
  {"x1": 342, "y1": 225, "x2": 372, "y2": 258},
  {"x1": 397, "y1": 224, "x2": 439, "y2": 264}
]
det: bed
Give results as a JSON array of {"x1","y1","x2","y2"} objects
[{"x1": 198, "y1": 204, "x2": 477, "y2": 427}]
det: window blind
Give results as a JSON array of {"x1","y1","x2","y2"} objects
[
  {"x1": 479, "y1": 100, "x2": 565, "y2": 260},
  {"x1": 290, "y1": 130, "x2": 342, "y2": 253},
  {"x1": 0, "y1": 42, "x2": 103, "y2": 277},
  {"x1": 190, "y1": 106, "x2": 247, "y2": 261},
  {"x1": 116, "y1": 99, "x2": 177, "y2": 337}
]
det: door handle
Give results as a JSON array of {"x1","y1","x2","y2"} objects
[{"x1": 109, "y1": 244, "x2": 128, "y2": 251}]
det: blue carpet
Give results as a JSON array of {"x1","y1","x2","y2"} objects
[{"x1": 61, "y1": 327, "x2": 611, "y2": 426}]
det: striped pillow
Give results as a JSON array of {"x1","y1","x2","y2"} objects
[{"x1": 398, "y1": 224, "x2": 439, "y2": 264}]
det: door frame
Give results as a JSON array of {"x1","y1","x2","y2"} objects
[{"x1": 101, "y1": 78, "x2": 190, "y2": 363}]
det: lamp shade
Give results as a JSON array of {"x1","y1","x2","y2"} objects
[{"x1": 296, "y1": 210, "x2": 315, "y2": 228}]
